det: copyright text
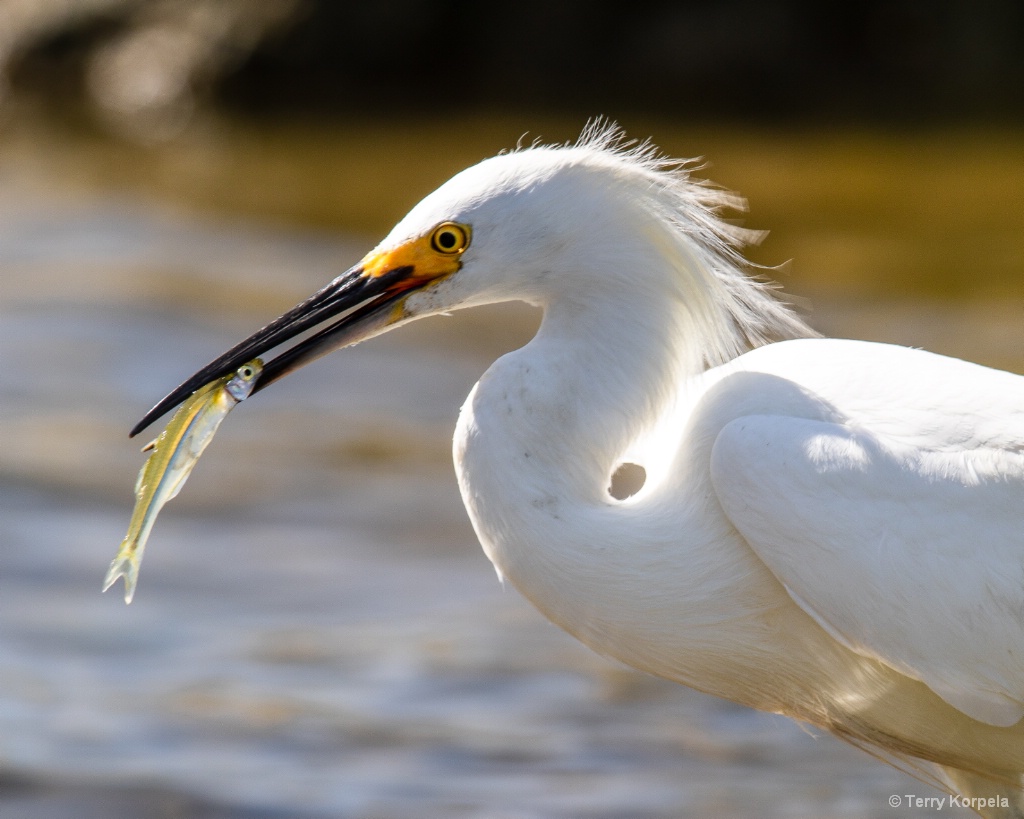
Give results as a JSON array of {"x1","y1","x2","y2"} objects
[{"x1": 889, "y1": 793, "x2": 1009, "y2": 811}]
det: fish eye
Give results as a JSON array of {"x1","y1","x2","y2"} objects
[
  {"x1": 239, "y1": 365, "x2": 254, "y2": 379},
  {"x1": 430, "y1": 222, "x2": 470, "y2": 255}
]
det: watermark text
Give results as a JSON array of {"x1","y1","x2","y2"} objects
[{"x1": 889, "y1": 793, "x2": 1010, "y2": 811}]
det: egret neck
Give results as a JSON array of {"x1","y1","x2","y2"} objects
[{"x1": 452, "y1": 216, "x2": 803, "y2": 702}]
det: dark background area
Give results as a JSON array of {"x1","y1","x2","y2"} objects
[
  {"x1": 3, "y1": 0, "x2": 1022, "y2": 140},
  {"x1": 222, "y1": 0, "x2": 1024, "y2": 122}
]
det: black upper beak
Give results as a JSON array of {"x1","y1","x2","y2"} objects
[{"x1": 130, "y1": 262, "x2": 414, "y2": 438}]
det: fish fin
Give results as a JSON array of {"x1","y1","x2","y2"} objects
[
  {"x1": 140, "y1": 438, "x2": 158, "y2": 453},
  {"x1": 103, "y1": 547, "x2": 140, "y2": 605}
]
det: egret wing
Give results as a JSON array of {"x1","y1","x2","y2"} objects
[{"x1": 710, "y1": 413, "x2": 1024, "y2": 727}]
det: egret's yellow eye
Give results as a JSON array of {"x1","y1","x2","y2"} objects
[{"x1": 430, "y1": 222, "x2": 471, "y2": 255}]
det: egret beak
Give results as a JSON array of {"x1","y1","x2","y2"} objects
[{"x1": 130, "y1": 225, "x2": 469, "y2": 438}]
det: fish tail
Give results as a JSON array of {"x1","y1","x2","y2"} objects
[{"x1": 102, "y1": 539, "x2": 140, "y2": 604}]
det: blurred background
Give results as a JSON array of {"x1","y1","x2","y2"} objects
[{"x1": 1, "y1": 1, "x2": 1022, "y2": 817}]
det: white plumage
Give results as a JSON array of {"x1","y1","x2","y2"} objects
[{"x1": 154, "y1": 123, "x2": 1024, "y2": 814}]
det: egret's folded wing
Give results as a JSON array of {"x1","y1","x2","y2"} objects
[{"x1": 710, "y1": 414, "x2": 1024, "y2": 727}]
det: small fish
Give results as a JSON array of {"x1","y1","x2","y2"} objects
[{"x1": 103, "y1": 359, "x2": 263, "y2": 604}]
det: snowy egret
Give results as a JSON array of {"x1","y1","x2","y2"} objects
[{"x1": 134, "y1": 123, "x2": 1024, "y2": 815}]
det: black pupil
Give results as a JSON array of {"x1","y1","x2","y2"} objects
[{"x1": 437, "y1": 230, "x2": 457, "y2": 249}]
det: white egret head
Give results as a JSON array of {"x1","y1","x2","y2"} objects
[{"x1": 131, "y1": 123, "x2": 808, "y2": 436}]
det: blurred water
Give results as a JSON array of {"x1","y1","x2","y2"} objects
[{"x1": 0, "y1": 169, "x2": 1006, "y2": 817}]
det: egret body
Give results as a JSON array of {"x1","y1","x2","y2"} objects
[{"x1": 136, "y1": 125, "x2": 1024, "y2": 815}]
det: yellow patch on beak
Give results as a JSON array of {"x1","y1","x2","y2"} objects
[{"x1": 360, "y1": 221, "x2": 472, "y2": 289}]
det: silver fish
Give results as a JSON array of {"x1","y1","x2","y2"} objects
[{"x1": 103, "y1": 359, "x2": 262, "y2": 603}]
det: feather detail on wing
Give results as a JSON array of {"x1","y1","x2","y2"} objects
[{"x1": 711, "y1": 413, "x2": 1024, "y2": 727}]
